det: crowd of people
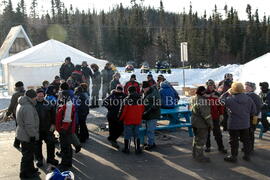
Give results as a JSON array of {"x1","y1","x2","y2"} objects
[
  {"x1": 191, "y1": 73, "x2": 270, "y2": 163},
  {"x1": 4, "y1": 57, "x2": 270, "y2": 178},
  {"x1": 5, "y1": 57, "x2": 181, "y2": 179}
]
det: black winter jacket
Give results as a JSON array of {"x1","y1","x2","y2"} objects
[
  {"x1": 103, "y1": 91, "x2": 126, "y2": 120},
  {"x1": 35, "y1": 100, "x2": 56, "y2": 132}
]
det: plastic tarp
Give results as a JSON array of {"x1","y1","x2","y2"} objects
[{"x1": 1, "y1": 39, "x2": 108, "y2": 94}]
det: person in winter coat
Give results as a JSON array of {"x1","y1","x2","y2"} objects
[
  {"x1": 159, "y1": 81, "x2": 180, "y2": 125},
  {"x1": 103, "y1": 85, "x2": 126, "y2": 148},
  {"x1": 120, "y1": 86, "x2": 144, "y2": 154},
  {"x1": 56, "y1": 91, "x2": 76, "y2": 172},
  {"x1": 90, "y1": 63, "x2": 101, "y2": 108},
  {"x1": 191, "y1": 86, "x2": 213, "y2": 163},
  {"x1": 218, "y1": 73, "x2": 233, "y2": 94},
  {"x1": 16, "y1": 89, "x2": 40, "y2": 179},
  {"x1": 81, "y1": 61, "x2": 92, "y2": 90},
  {"x1": 204, "y1": 79, "x2": 227, "y2": 154},
  {"x1": 101, "y1": 63, "x2": 115, "y2": 99},
  {"x1": 34, "y1": 88, "x2": 58, "y2": 168},
  {"x1": 56, "y1": 83, "x2": 81, "y2": 157},
  {"x1": 220, "y1": 82, "x2": 256, "y2": 163},
  {"x1": 258, "y1": 82, "x2": 270, "y2": 133},
  {"x1": 218, "y1": 73, "x2": 234, "y2": 131},
  {"x1": 60, "y1": 57, "x2": 75, "y2": 81},
  {"x1": 45, "y1": 85, "x2": 58, "y2": 106},
  {"x1": 124, "y1": 74, "x2": 140, "y2": 95},
  {"x1": 5, "y1": 81, "x2": 25, "y2": 150},
  {"x1": 41, "y1": 80, "x2": 50, "y2": 93},
  {"x1": 110, "y1": 72, "x2": 121, "y2": 92},
  {"x1": 142, "y1": 81, "x2": 161, "y2": 150},
  {"x1": 245, "y1": 82, "x2": 263, "y2": 152},
  {"x1": 157, "y1": 74, "x2": 173, "y2": 89},
  {"x1": 50, "y1": 76, "x2": 61, "y2": 92},
  {"x1": 71, "y1": 65, "x2": 84, "y2": 87},
  {"x1": 147, "y1": 74, "x2": 156, "y2": 87},
  {"x1": 74, "y1": 86, "x2": 90, "y2": 143}
]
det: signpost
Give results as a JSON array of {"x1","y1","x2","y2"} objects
[{"x1": 181, "y1": 42, "x2": 188, "y2": 88}]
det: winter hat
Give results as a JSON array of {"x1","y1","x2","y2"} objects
[
  {"x1": 15, "y1": 81, "x2": 24, "y2": 88},
  {"x1": 116, "y1": 84, "x2": 123, "y2": 91},
  {"x1": 259, "y1": 82, "x2": 269, "y2": 89},
  {"x1": 54, "y1": 76, "x2": 61, "y2": 80},
  {"x1": 224, "y1": 73, "x2": 233, "y2": 80},
  {"x1": 245, "y1": 82, "x2": 256, "y2": 91},
  {"x1": 128, "y1": 86, "x2": 137, "y2": 94},
  {"x1": 206, "y1": 79, "x2": 215, "y2": 87},
  {"x1": 36, "y1": 88, "x2": 45, "y2": 94},
  {"x1": 82, "y1": 61, "x2": 88, "y2": 66},
  {"x1": 42, "y1": 80, "x2": 49, "y2": 87},
  {"x1": 229, "y1": 82, "x2": 245, "y2": 95},
  {"x1": 147, "y1": 74, "x2": 153, "y2": 78},
  {"x1": 25, "y1": 89, "x2": 37, "y2": 98},
  {"x1": 65, "y1": 57, "x2": 71, "y2": 62},
  {"x1": 142, "y1": 81, "x2": 150, "y2": 88},
  {"x1": 196, "y1": 86, "x2": 206, "y2": 96},
  {"x1": 130, "y1": 74, "x2": 136, "y2": 80},
  {"x1": 157, "y1": 75, "x2": 165, "y2": 81}
]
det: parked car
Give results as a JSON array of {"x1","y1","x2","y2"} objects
[
  {"x1": 125, "y1": 61, "x2": 135, "y2": 73},
  {"x1": 155, "y1": 61, "x2": 171, "y2": 74},
  {"x1": 140, "y1": 62, "x2": 150, "y2": 73}
]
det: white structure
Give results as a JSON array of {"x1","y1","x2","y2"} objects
[
  {"x1": 0, "y1": 25, "x2": 33, "y2": 83},
  {"x1": 1, "y1": 39, "x2": 108, "y2": 94},
  {"x1": 0, "y1": 25, "x2": 33, "y2": 60}
]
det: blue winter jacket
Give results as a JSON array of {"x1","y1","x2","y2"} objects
[{"x1": 159, "y1": 82, "x2": 179, "y2": 108}]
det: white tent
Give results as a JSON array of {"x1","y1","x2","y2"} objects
[{"x1": 1, "y1": 39, "x2": 108, "y2": 94}]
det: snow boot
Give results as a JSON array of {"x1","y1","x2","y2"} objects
[
  {"x1": 122, "y1": 139, "x2": 130, "y2": 154},
  {"x1": 135, "y1": 138, "x2": 142, "y2": 154}
]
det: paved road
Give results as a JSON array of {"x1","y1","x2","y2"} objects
[{"x1": 1, "y1": 125, "x2": 270, "y2": 180}]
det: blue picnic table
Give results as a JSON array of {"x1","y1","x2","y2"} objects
[
  {"x1": 258, "y1": 112, "x2": 270, "y2": 139},
  {"x1": 139, "y1": 101, "x2": 270, "y2": 143},
  {"x1": 139, "y1": 102, "x2": 193, "y2": 143}
]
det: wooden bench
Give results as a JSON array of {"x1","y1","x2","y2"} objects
[{"x1": 139, "y1": 104, "x2": 193, "y2": 144}]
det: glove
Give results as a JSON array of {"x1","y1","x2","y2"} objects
[
  {"x1": 30, "y1": 137, "x2": 36, "y2": 143},
  {"x1": 252, "y1": 116, "x2": 258, "y2": 125},
  {"x1": 49, "y1": 124, "x2": 56, "y2": 132}
]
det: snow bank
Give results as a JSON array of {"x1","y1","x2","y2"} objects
[
  {"x1": 117, "y1": 64, "x2": 242, "y2": 87},
  {"x1": 238, "y1": 53, "x2": 270, "y2": 91}
]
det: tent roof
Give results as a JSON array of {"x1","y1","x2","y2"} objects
[
  {"x1": 0, "y1": 25, "x2": 33, "y2": 60},
  {"x1": 1, "y1": 39, "x2": 107, "y2": 66}
]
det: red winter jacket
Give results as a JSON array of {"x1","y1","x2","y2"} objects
[
  {"x1": 205, "y1": 90, "x2": 224, "y2": 120},
  {"x1": 120, "y1": 104, "x2": 144, "y2": 125},
  {"x1": 124, "y1": 81, "x2": 140, "y2": 95},
  {"x1": 56, "y1": 104, "x2": 76, "y2": 134}
]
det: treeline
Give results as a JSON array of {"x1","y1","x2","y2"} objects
[{"x1": 1, "y1": 0, "x2": 270, "y2": 67}]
